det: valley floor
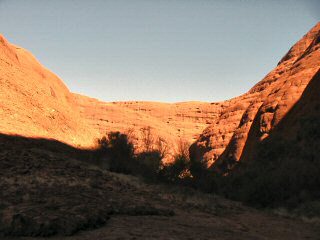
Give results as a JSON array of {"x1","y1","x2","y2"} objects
[
  {"x1": 5, "y1": 185, "x2": 320, "y2": 240},
  {"x1": 0, "y1": 134, "x2": 319, "y2": 240}
]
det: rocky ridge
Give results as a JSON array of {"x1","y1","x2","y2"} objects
[
  {"x1": 1, "y1": 23, "x2": 319, "y2": 166},
  {"x1": 0, "y1": 35, "x2": 98, "y2": 147},
  {"x1": 191, "y1": 22, "x2": 320, "y2": 168}
]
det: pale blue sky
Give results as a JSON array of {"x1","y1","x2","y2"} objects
[{"x1": 0, "y1": 0, "x2": 319, "y2": 102}]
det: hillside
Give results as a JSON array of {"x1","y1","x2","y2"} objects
[
  {"x1": 0, "y1": 35, "x2": 98, "y2": 147},
  {"x1": 74, "y1": 94, "x2": 225, "y2": 157},
  {"x1": 190, "y1": 22, "x2": 320, "y2": 169},
  {"x1": 74, "y1": 22, "x2": 320, "y2": 166},
  {"x1": 0, "y1": 133, "x2": 319, "y2": 239},
  {"x1": 222, "y1": 69, "x2": 320, "y2": 207},
  {"x1": 0, "y1": 32, "x2": 229, "y2": 156},
  {"x1": 2, "y1": 23, "x2": 318, "y2": 161}
]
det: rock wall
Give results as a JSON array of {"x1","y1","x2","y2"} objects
[
  {"x1": 73, "y1": 94, "x2": 225, "y2": 157},
  {"x1": 191, "y1": 22, "x2": 320, "y2": 169},
  {"x1": 222, "y1": 70, "x2": 320, "y2": 206}
]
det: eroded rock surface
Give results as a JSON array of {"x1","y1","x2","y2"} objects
[
  {"x1": 74, "y1": 95, "x2": 225, "y2": 157},
  {"x1": 191, "y1": 22, "x2": 320, "y2": 168}
]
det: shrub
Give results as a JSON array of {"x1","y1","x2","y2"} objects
[
  {"x1": 189, "y1": 157, "x2": 208, "y2": 180},
  {"x1": 97, "y1": 130, "x2": 167, "y2": 181},
  {"x1": 159, "y1": 153, "x2": 190, "y2": 183},
  {"x1": 97, "y1": 132, "x2": 135, "y2": 174},
  {"x1": 140, "y1": 126, "x2": 154, "y2": 152},
  {"x1": 136, "y1": 151, "x2": 163, "y2": 181},
  {"x1": 97, "y1": 132, "x2": 217, "y2": 192}
]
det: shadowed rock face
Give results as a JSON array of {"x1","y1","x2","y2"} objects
[
  {"x1": 0, "y1": 35, "x2": 98, "y2": 147},
  {"x1": 191, "y1": 22, "x2": 320, "y2": 169},
  {"x1": 256, "y1": 68, "x2": 320, "y2": 167},
  {"x1": 264, "y1": 69, "x2": 320, "y2": 145},
  {"x1": 222, "y1": 70, "x2": 320, "y2": 206}
]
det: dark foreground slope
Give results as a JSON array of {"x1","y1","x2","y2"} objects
[
  {"x1": 0, "y1": 134, "x2": 174, "y2": 237},
  {"x1": 0, "y1": 134, "x2": 319, "y2": 239}
]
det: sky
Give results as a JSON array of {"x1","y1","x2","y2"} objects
[{"x1": 0, "y1": 0, "x2": 319, "y2": 102}]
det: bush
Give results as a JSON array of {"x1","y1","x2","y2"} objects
[
  {"x1": 159, "y1": 153, "x2": 190, "y2": 183},
  {"x1": 97, "y1": 130, "x2": 167, "y2": 181},
  {"x1": 140, "y1": 126, "x2": 154, "y2": 152},
  {"x1": 97, "y1": 132, "x2": 135, "y2": 174},
  {"x1": 96, "y1": 132, "x2": 217, "y2": 193},
  {"x1": 136, "y1": 151, "x2": 163, "y2": 181}
]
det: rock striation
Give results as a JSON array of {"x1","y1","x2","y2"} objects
[
  {"x1": 223, "y1": 70, "x2": 320, "y2": 206},
  {"x1": 73, "y1": 94, "x2": 224, "y2": 156}
]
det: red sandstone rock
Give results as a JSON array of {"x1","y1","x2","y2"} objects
[
  {"x1": 191, "y1": 22, "x2": 320, "y2": 168},
  {"x1": 0, "y1": 35, "x2": 98, "y2": 147},
  {"x1": 73, "y1": 94, "x2": 223, "y2": 158},
  {"x1": 1, "y1": 22, "x2": 319, "y2": 163}
]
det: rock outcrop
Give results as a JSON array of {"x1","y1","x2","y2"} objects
[
  {"x1": 222, "y1": 70, "x2": 320, "y2": 206},
  {"x1": 191, "y1": 22, "x2": 320, "y2": 169},
  {"x1": 0, "y1": 35, "x2": 98, "y2": 147}
]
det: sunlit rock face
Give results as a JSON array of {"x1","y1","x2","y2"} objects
[
  {"x1": 0, "y1": 35, "x2": 98, "y2": 147},
  {"x1": 190, "y1": 22, "x2": 320, "y2": 169},
  {"x1": 0, "y1": 33, "x2": 227, "y2": 154},
  {"x1": 73, "y1": 94, "x2": 225, "y2": 159},
  {"x1": 1, "y1": 22, "x2": 318, "y2": 159}
]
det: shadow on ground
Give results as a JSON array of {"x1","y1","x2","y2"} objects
[
  {"x1": 0, "y1": 133, "x2": 173, "y2": 237},
  {"x1": 0, "y1": 134, "x2": 319, "y2": 239}
]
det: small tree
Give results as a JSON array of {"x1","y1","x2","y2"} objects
[
  {"x1": 136, "y1": 151, "x2": 163, "y2": 181},
  {"x1": 140, "y1": 126, "x2": 154, "y2": 152},
  {"x1": 98, "y1": 132, "x2": 135, "y2": 173},
  {"x1": 159, "y1": 138, "x2": 191, "y2": 183},
  {"x1": 189, "y1": 157, "x2": 208, "y2": 180},
  {"x1": 159, "y1": 154, "x2": 190, "y2": 183},
  {"x1": 155, "y1": 137, "x2": 168, "y2": 159},
  {"x1": 177, "y1": 138, "x2": 190, "y2": 159}
]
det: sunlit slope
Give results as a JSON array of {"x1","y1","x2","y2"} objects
[{"x1": 0, "y1": 35, "x2": 98, "y2": 147}]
